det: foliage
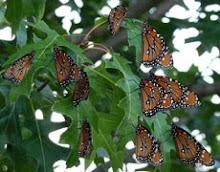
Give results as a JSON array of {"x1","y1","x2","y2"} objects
[{"x1": 0, "y1": 0, "x2": 219, "y2": 171}]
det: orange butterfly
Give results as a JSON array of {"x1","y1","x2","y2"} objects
[
  {"x1": 150, "y1": 73, "x2": 200, "y2": 108},
  {"x1": 139, "y1": 79, "x2": 164, "y2": 117},
  {"x1": 136, "y1": 120, "x2": 163, "y2": 165},
  {"x1": 172, "y1": 123, "x2": 215, "y2": 166},
  {"x1": 2, "y1": 51, "x2": 35, "y2": 84},
  {"x1": 78, "y1": 119, "x2": 92, "y2": 157},
  {"x1": 108, "y1": 5, "x2": 127, "y2": 35},
  {"x1": 73, "y1": 70, "x2": 90, "y2": 106},
  {"x1": 53, "y1": 46, "x2": 81, "y2": 86},
  {"x1": 142, "y1": 22, "x2": 173, "y2": 68}
]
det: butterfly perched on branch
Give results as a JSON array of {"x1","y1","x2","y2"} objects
[{"x1": 108, "y1": 5, "x2": 127, "y2": 35}]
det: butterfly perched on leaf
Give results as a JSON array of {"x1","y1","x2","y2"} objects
[
  {"x1": 73, "y1": 70, "x2": 90, "y2": 106},
  {"x1": 142, "y1": 22, "x2": 173, "y2": 68},
  {"x1": 171, "y1": 123, "x2": 215, "y2": 166},
  {"x1": 135, "y1": 120, "x2": 163, "y2": 165},
  {"x1": 150, "y1": 72, "x2": 201, "y2": 108},
  {"x1": 53, "y1": 46, "x2": 81, "y2": 86},
  {"x1": 78, "y1": 118, "x2": 92, "y2": 157},
  {"x1": 139, "y1": 79, "x2": 164, "y2": 117},
  {"x1": 2, "y1": 51, "x2": 35, "y2": 85},
  {"x1": 140, "y1": 73, "x2": 200, "y2": 117},
  {"x1": 108, "y1": 5, "x2": 127, "y2": 35}
]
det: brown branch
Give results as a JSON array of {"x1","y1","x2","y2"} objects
[
  {"x1": 84, "y1": 0, "x2": 179, "y2": 61},
  {"x1": 66, "y1": 0, "x2": 179, "y2": 61},
  {"x1": 190, "y1": 82, "x2": 220, "y2": 98}
]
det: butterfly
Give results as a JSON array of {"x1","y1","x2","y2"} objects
[
  {"x1": 2, "y1": 51, "x2": 35, "y2": 84},
  {"x1": 136, "y1": 120, "x2": 163, "y2": 165},
  {"x1": 78, "y1": 119, "x2": 92, "y2": 157},
  {"x1": 171, "y1": 123, "x2": 215, "y2": 166},
  {"x1": 139, "y1": 79, "x2": 164, "y2": 117},
  {"x1": 53, "y1": 46, "x2": 81, "y2": 86},
  {"x1": 150, "y1": 73, "x2": 200, "y2": 108},
  {"x1": 73, "y1": 70, "x2": 90, "y2": 106},
  {"x1": 108, "y1": 5, "x2": 127, "y2": 35},
  {"x1": 142, "y1": 22, "x2": 173, "y2": 68}
]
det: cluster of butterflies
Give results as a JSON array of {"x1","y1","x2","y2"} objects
[
  {"x1": 1, "y1": 3, "x2": 215, "y2": 168},
  {"x1": 108, "y1": 4, "x2": 215, "y2": 167},
  {"x1": 136, "y1": 120, "x2": 215, "y2": 166},
  {"x1": 1, "y1": 46, "x2": 90, "y2": 106},
  {"x1": 77, "y1": 118, "x2": 215, "y2": 167}
]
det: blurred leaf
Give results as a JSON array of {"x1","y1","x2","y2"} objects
[
  {"x1": 23, "y1": 0, "x2": 46, "y2": 21},
  {"x1": 18, "y1": 96, "x2": 69, "y2": 172},
  {"x1": 123, "y1": 18, "x2": 142, "y2": 67},
  {"x1": 0, "y1": 91, "x2": 6, "y2": 110},
  {"x1": 5, "y1": 0, "x2": 23, "y2": 32},
  {"x1": 16, "y1": 20, "x2": 27, "y2": 48},
  {"x1": 0, "y1": 144, "x2": 38, "y2": 172},
  {"x1": 0, "y1": 104, "x2": 22, "y2": 154}
]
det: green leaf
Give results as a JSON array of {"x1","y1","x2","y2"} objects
[
  {"x1": 0, "y1": 91, "x2": 6, "y2": 110},
  {"x1": 0, "y1": 104, "x2": 22, "y2": 154},
  {"x1": 0, "y1": 144, "x2": 38, "y2": 172},
  {"x1": 122, "y1": 18, "x2": 142, "y2": 67},
  {"x1": 16, "y1": 20, "x2": 27, "y2": 48},
  {"x1": 151, "y1": 113, "x2": 174, "y2": 172},
  {"x1": 0, "y1": 7, "x2": 8, "y2": 29},
  {"x1": 17, "y1": 96, "x2": 69, "y2": 172},
  {"x1": 5, "y1": 0, "x2": 23, "y2": 32},
  {"x1": 15, "y1": 0, "x2": 45, "y2": 22}
]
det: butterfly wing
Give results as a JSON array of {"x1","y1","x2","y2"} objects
[
  {"x1": 78, "y1": 119, "x2": 92, "y2": 157},
  {"x1": 150, "y1": 73, "x2": 201, "y2": 109},
  {"x1": 197, "y1": 145, "x2": 215, "y2": 166},
  {"x1": 160, "y1": 93, "x2": 173, "y2": 109},
  {"x1": 142, "y1": 22, "x2": 173, "y2": 68},
  {"x1": 2, "y1": 51, "x2": 34, "y2": 84},
  {"x1": 151, "y1": 74, "x2": 184, "y2": 106},
  {"x1": 140, "y1": 79, "x2": 163, "y2": 117},
  {"x1": 172, "y1": 123, "x2": 215, "y2": 166},
  {"x1": 54, "y1": 46, "x2": 79, "y2": 86},
  {"x1": 148, "y1": 147, "x2": 163, "y2": 166},
  {"x1": 73, "y1": 70, "x2": 90, "y2": 106},
  {"x1": 180, "y1": 90, "x2": 200, "y2": 107},
  {"x1": 70, "y1": 64, "x2": 82, "y2": 82},
  {"x1": 136, "y1": 121, "x2": 163, "y2": 165},
  {"x1": 108, "y1": 5, "x2": 127, "y2": 35}
]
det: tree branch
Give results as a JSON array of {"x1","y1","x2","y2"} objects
[
  {"x1": 190, "y1": 82, "x2": 220, "y2": 98},
  {"x1": 67, "y1": 0, "x2": 179, "y2": 61}
]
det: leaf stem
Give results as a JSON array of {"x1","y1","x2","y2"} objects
[
  {"x1": 37, "y1": 79, "x2": 50, "y2": 92},
  {"x1": 84, "y1": 19, "x2": 108, "y2": 40}
]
